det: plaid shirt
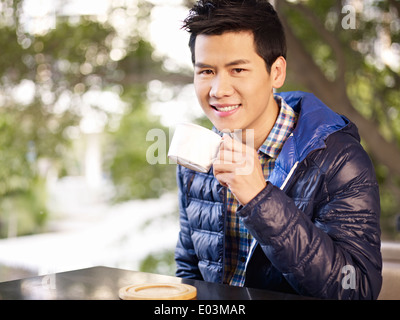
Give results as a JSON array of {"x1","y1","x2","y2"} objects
[{"x1": 223, "y1": 96, "x2": 298, "y2": 286}]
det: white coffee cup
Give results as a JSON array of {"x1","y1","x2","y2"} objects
[{"x1": 168, "y1": 123, "x2": 222, "y2": 173}]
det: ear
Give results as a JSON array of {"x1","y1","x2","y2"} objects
[{"x1": 271, "y1": 56, "x2": 286, "y2": 89}]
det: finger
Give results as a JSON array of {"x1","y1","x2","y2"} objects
[
  {"x1": 220, "y1": 134, "x2": 234, "y2": 151},
  {"x1": 215, "y1": 138, "x2": 231, "y2": 163},
  {"x1": 220, "y1": 137, "x2": 247, "y2": 164},
  {"x1": 221, "y1": 134, "x2": 251, "y2": 157},
  {"x1": 213, "y1": 171, "x2": 231, "y2": 188},
  {"x1": 213, "y1": 161, "x2": 237, "y2": 174}
]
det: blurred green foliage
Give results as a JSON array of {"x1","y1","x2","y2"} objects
[
  {"x1": 105, "y1": 84, "x2": 176, "y2": 201},
  {"x1": 139, "y1": 249, "x2": 176, "y2": 276},
  {"x1": 0, "y1": 0, "x2": 176, "y2": 238}
]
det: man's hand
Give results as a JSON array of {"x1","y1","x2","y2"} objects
[{"x1": 213, "y1": 134, "x2": 267, "y2": 205}]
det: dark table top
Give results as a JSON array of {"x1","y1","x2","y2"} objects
[{"x1": 0, "y1": 266, "x2": 309, "y2": 300}]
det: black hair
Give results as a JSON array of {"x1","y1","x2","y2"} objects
[{"x1": 182, "y1": 0, "x2": 286, "y2": 72}]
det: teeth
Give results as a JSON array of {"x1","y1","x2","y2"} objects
[{"x1": 214, "y1": 104, "x2": 240, "y2": 112}]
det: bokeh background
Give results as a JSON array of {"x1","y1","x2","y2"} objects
[{"x1": 0, "y1": 0, "x2": 399, "y2": 282}]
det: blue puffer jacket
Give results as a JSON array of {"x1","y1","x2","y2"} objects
[{"x1": 175, "y1": 91, "x2": 382, "y2": 299}]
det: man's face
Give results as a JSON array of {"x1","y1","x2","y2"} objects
[{"x1": 193, "y1": 31, "x2": 280, "y2": 136}]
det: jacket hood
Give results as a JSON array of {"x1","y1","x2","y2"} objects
[{"x1": 270, "y1": 91, "x2": 351, "y2": 188}]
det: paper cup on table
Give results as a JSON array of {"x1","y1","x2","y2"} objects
[
  {"x1": 168, "y1": 123, "x2": 222, "y2": 173},
  {"x1": 119, "y1": 283, "x2": 197, "y2": 300}
]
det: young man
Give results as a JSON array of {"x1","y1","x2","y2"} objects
[{"x1": 174, "y1": 0, "x2": 382, "y2": 299}]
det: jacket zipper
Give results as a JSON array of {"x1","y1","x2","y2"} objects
[
  {"x1": 221, "y1": 186, "x2": 227, "y2": 284},
  {"x1": 243, "y1": 160, "x2": 300, "y2": 285},
  {"x1": 280, "y1": 161, "x2": 299, "y2": 191}
]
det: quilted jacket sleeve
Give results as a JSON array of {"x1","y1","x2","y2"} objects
[
  {"x1": 174, "y1": 165, "x2": 203, "y2": 280},
  {"x1": 237, "y1": 131, "x2": 382, "y2": 299}
]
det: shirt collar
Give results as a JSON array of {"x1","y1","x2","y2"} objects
[{"x1": 258, "y1": 95, "x2": 298, "y2": 159}]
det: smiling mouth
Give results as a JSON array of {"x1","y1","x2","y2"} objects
[{"x1": 211, "y1": 104, "x2": 241, "y2": 112}]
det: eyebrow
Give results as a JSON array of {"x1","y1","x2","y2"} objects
[{"x1": 194, "y1": 59, "x2": 251, "y2": 69}]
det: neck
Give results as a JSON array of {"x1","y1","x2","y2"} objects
[{"x1": 252, "y1": 99, "x2": 280, "y2": 150}]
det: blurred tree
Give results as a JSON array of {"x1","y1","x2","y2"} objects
[
  {"x1": 274, "y1": 0, "x2": 400, "y2": 239},
  {"x1": 104, "y1": 83, "x2": 176, "y2": 201},
  {"x1": 0, "y1": 0, "x2": 185, "y2": 237}
]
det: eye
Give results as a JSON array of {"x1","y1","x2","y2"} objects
[
  {"x1": 232, "y1": 68, "x2": 245, "y2": 74},
  {"x1": 199, "y1": 69, "x2": 214, "y2": 75}
]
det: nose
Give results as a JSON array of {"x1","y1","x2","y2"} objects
[{"x1": 209, "y1": 73, "x2": 234, "y2": 98}]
